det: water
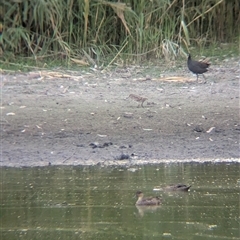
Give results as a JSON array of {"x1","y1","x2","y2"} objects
[{"x1": 1, "y1": 163, "x2": 239, "y2": 239}]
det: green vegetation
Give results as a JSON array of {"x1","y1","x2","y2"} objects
[{"x1": 0, "y1": 0, "x2": 239, "y2": 69}]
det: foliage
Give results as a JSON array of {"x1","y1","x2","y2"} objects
[{"x1": 0, "y1": 0, "x2": 239, "y2": 67}]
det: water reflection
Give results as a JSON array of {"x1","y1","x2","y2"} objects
[
  {"x1": 136, "y1": 205, "x2": 162, "y2": 217},
  {"x1": 0, "y1": 163, "x2": 239, "y2": 239}
]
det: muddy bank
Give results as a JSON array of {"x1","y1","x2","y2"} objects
[{"x1": 1, "y1": 61, "x2": 240, "y2": 167}]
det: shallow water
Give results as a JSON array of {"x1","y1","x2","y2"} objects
[{"x1": 1, "y1": 163, "x2": 239, "y2": 239}]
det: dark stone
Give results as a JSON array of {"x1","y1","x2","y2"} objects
[
  {"x1": 193, "y1": 126, "x2": 204, "y2": 132},
  {"x1": 115, "y1": 153, "x2": 130, "y2": 160}
]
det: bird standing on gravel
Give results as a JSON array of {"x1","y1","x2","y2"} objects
[{"x1": 187, "y1": 54, "x2": 210, "y2": 81}]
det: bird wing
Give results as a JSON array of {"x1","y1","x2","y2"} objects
[
  {"x1": 143, "y1": 197, "x2": 160, "y2": 205},
  {"x1": 188, "y1": 60, "x2": 209, "y2": 73},
  {"x1": 198, "y1": 61, "x2": 210, "y2": 68}
]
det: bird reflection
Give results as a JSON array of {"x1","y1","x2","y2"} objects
[{"x1": 135, "y1": 205, "x2": 161, "y2": 217}]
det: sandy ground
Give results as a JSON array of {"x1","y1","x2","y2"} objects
[{"x1": 1, "y1": 58, "x2": 240, "y2": 167}]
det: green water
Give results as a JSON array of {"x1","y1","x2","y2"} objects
[{"x1": 1, "y1": 163, "x2": 239, "y2": 239}]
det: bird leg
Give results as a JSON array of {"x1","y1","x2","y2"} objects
[{"x1": 196, "y1": 74, "x2": 199, "y2": 82}]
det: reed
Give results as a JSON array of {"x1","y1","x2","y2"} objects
[{"x1": 1, "y1": 0, "x2": 239, "y2": 67}]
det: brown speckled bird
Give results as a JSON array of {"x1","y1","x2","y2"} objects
[{"x1": 135, "y1": 191, "x2": 162, "y2": 206}]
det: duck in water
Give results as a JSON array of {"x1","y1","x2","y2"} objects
[
  {"x1": 135, "y1": 191, "x2": 162, "y2": 206},
  {"x1": 164, "y1": 184, "x2": 191, "y2": 192}
]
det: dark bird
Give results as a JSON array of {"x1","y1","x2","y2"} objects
[
  {"x1": 187, "y1": 54, "x2": 210, "y2": 81},
  {"x1": 135, "y1": 191, "x2": 162, "y2": 206},
  {"x1": 164, "y1": 184, "x2": 191, "y2": 192}
]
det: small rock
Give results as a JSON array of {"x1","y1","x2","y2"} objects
[
  {"x1": 102, "y1": 142, "x2": 113, "y2": 147},
  {"x1": 119, "y1": 145, "x2": 127, "y2": 149},
  {"x1": 193, "y1": 126, "x2": 204, "y2": 132},
  {"x1": 76, "y1": 144, "x2": 85, "y2": 147},
  {"x1": 89, "y1": 142, "x2": 99, "y2": 148},
  {"x1": 115, "y1": 153, "x2": 130, "y2": 160}
]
